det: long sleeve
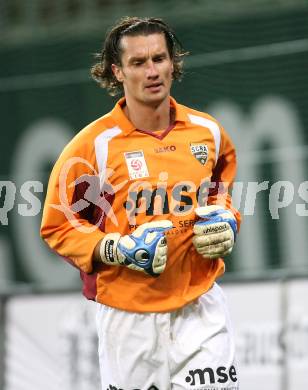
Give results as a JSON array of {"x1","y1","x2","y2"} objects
[{"x1": 40, "y1": 136, "x2": 105, "y2": 274}]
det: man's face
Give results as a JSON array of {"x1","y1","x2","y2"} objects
[{"x1": 112, "y1": 33, "x2": 174, "y2": 106}]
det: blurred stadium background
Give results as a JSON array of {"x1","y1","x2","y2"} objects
[{"x1": 1, "y1": 0, "x2": 308, "y2": 389}]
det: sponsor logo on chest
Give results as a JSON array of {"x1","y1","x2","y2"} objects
[{"x1": 154, "y1": 145, "x2": 176, "y2": 153}]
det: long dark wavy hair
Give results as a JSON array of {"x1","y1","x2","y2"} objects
[{"x1": 91, "y1": 16, "x2": 189, "y2": 96}]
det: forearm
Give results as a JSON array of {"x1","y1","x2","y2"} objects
[{"x1": 93, "y1": 239, "x2": 104, "y2": 263}]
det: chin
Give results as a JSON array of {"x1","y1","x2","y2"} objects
[{"x1": 145, "y1": 92, "x2": 168, "y2": 105}]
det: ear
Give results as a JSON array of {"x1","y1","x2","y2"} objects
[
  {"x1": 170, "y1": 61, "x2": 174, "y2": 79},
  {"x1": 112, "y1": 63, "x2": 124, "y2": 83}
]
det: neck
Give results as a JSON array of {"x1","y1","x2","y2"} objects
[{"x1": 123, "y1": 96, "x2": 172, "y2": 132}]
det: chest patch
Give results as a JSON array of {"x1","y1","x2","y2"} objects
[
  {"x1": 124, "y1": 150, "x2": 150, "y2": 180},
  {"x1": 190, "y1": 143, "x2": 208, "y2": 165}
]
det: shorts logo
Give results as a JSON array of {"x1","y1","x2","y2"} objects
[
  {"x1": 190, "y1": 143, "x2": 208, "y2": 165},
  {"x1": 124, "y1": 150, "x2": 149, "y2": 180},
  {"x1": 185, "y1": 365, "x2": 238, "y2": 386},
  {"x1": 106, "y1": 386, "x2": 159, "y2": 390}
]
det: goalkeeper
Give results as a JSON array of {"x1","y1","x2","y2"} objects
[{"x1": 41, "y1": 16, "x2": 241, "y2": 390}]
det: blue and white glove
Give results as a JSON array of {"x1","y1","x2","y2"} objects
[
  {"x1": 99, "y1": 221, "x2": 173, "y2": 277},
  {"x1": 193, "y1": 205, "x2": 237, "y2": 259}
]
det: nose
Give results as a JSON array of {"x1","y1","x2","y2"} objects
[{"x1": 146, "y1": 60, "x2": 159, "y2": 79}]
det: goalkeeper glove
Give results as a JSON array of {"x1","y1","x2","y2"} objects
[
  {"x1": 193, "y1": 205, "x2": 237, "y2": 259},
  {"x1": 99, "y1": 220, "x2": 173, "y2": 277}
]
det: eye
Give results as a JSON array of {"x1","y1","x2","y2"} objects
[
  {"x1": 133, "y1": 61, "x2": 143, "y2": 67},
  {"x1": 154, "y1": 57, "x2": 164, "y2": 63},
  {"x1": 154, "y1": 53, "x2": 168, "y2": 62}
]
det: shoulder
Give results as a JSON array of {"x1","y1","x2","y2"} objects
[
  {"x1": 176, "y1": 102, "x2": 234, "y2": 156},
  {"x1": 49, "y1": 113, "x2": 120, "y2": 177},
  {"x1": 180, "y1": 103, "x2": 221, "y2": 128},
  {"x1": 63, "y1": 112, "x2": 117, "y2": 155},
  {"x1": 79, "y1": 112, "x2": 118, "y2": 141},
  {"x1": 177, "y1": 103, "x2": 223, "y2": 143}
]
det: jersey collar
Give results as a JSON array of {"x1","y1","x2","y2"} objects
[{"x1": 110, "y1": 96, "x2": 189, "y2": 136}]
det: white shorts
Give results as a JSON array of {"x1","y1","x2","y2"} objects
[{"x1": 96, "y1": 283, "x2": 239, "y2": 390}]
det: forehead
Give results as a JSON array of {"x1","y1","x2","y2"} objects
[{"x1": 119, "y1": 33, "x2": 169, "y2": 60}]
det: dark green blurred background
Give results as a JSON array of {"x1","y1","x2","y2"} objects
[{"x1": 1, "y1": 0, "x2": 308, "y2": 288}]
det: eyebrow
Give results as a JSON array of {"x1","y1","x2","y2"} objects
[{"x1": 128, "y1": 52, "x2": 168, "y2": 64}]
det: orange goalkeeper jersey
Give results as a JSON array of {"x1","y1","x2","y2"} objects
[{"x1": 40, "y1": 97, "x2": 241, "y2": 312}]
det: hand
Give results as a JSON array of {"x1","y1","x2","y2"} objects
[
  {"x1": 193, "y1": 205, "x2": 237, "y2": 259},
  {"x1": 99, "y1": 221, "x2": 173, "y2": 277}
]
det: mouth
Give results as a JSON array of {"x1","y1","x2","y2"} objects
[{"x1": 145, "y1": 82, "x2": 163, "y2": 91}]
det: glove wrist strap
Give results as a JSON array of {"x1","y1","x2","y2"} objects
[{"x1": 100, "y1": 233, "x2": 122, "y2": 265}]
